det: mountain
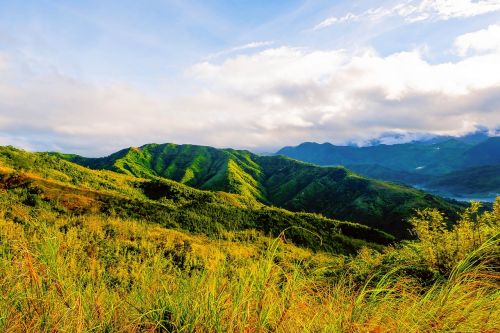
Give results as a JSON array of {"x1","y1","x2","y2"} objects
[
  {"x1": 0, "y1": 145, "x2": 396, "y2": 254},
  {"x1": 277, "y1": 137, "x2": 500, "y2": 199},
  {"x1": 2, "y1": 145, "x2": 498, "y2": 332},
  {"x1": 426, "y1": 165, "x2": 500, "y2": 196},
  {"x1": 345, "y1": 164, "x2": 433, "y2": 185},
  {"x1": 277, "y1": 140, "x2": 471, "y2": 175},
  {"x1": 56, "y1": 143, "x2": 464, "y2": 238},
  {"x1": 462, "y1": 137, "x2": 500, "y2": 167}
]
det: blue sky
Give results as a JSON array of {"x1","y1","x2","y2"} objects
[{"x1": 1, "y1": 0, "x2": 500, "y2": 155}]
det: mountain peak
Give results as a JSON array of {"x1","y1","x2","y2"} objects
[{"x1": 59, "y1": 142, "x2": 463, "y2": 238}]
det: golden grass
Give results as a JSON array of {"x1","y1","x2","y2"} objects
[{"x1": 0, "y1": 205, "x2": 498, "y2": 332}]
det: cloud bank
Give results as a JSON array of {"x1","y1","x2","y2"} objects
[{"x1": 1, "y1": 25, "x2": 500, "y2": 155}]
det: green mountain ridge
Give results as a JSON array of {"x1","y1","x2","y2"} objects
[
  {"x1": 56, "y1": 143, "x2": 464, "y2": 238},
  {"x1": 426, "y1": 165, "x2": 500, "y2": 195},
  {"x1": 2, "y1": 144, "x2": 498, "y2": 332},
  {"x1": 277, "y1": 137, "x2": 500, "y2": 198},
  {"x1": 1, "y1": 145, "x2": 395, "y2": 254}
]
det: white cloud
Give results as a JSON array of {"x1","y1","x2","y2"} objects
[
  {"x1": 314, "y1": 13, "x2": 360, "y2": 30},
  {"x1": 231, "y1": 41, "x2": 275, "y2": 51},
  {"x1": 313, "y1": 6, "x2": 406, "y2": 30},
  {"x1": 186, "y1": 38, "x2": 500, "y2": 146},
  {"x1": 191, "y1": 47, "x2": 348, "y2": 94},
  {"x1": 314, "y1": 0, "x2": 500, "y2": 30},
  {"x1": 205, "y1": 41, "x2": 275, "y2": 60},
  {"x1": 455, "y1": 24, "x2": 500, "y2": 56},
  {"x1": 416, "y1": 0, "x2": 500, "y2": 20},
  {"x1": 1, "y1": 26, "x2": 500, "y2": 155}
]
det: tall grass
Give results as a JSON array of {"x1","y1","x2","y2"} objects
[{"x1": 0, "y1": 201, "x2": 498, "y2": 332}]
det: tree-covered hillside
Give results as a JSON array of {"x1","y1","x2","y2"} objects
[
  {"x1": 1, "y1": 146, "x2": 393, "y2": 253},
  {"x1": 1, "y1": 145, "x2": 498, "y2": 332},
  {"x1": 57, "y1": 143, "x2": 464, "y2": 237},
  {"x1": 426, "y1": 165, "x2": 500, "y2": 195},
  {"x1": 277, "y1": 137, "x2": 500, "y2": 198}
]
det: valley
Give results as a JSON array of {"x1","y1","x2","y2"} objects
[
  {"x1": 278, "y1": 135, "x2": 500, "y2": 201},
  {"x1": 56, "y1": 143, "x2": 464, "y2": 238},
  {"x1": 0, "y1": 143, "x2": 498, "y2": 332}
]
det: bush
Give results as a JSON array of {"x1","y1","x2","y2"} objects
[{"x1": 410, "y1": 198, "x2": 500, "y2": 274}]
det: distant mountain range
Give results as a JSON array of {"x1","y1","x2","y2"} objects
[
  {"x1": 54, "y1": 143, "x2": 464, "y2": 238},
  {"x1": 277, "y1": 134, "x2": 500, "y2": 201}
]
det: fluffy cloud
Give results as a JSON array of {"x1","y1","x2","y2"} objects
[
  {"x1": 455, "y1": 24, "x2": 500, "y2": 56},
  {"x1": 187, "y1": 32, "x2": 500, "y2": 146},
  {"x1": 0, "y1": 67, "x2": 204, "y2": 155},
  {"x1": 1, "y1": 26, "x2": 500, "y2": 155},
  {"x1": 314, "y1": 0, "x2": 500, "y2": 29}
]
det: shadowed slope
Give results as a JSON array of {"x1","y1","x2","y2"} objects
[
  {"x1": 59, "y1": 143, "x2": 464, "y2": 237},
  {"x1": 277, "y1": 138, "x2": 500, "y2": 198},
  {"x1": 1, "y1": 145, "x2": 394, "y2": 253}
]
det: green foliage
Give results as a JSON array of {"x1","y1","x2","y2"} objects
[
  {"x1": 0, "y1": 145, "x2": 498, "y2": 331},
  {"x1": 0, "y1": 145, "x2": 393, "y2": 255},
  {"x1": 427, "y1": 165, "x2": 500, "y2": 195},
  {"x1": 0, "y1": 202, "x2": 498, "y2": 332},
  {"x1": 278, "y1": 138, "x2": 500, "y2": 198},
  {"x1": 410, "y1": 199, "x2": 500, "y2": 274},
  {"x1": 57, "y1": 143, "x2": 465, "y2": 238}
]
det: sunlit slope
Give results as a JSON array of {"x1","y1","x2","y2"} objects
[
  {"x1": 61, "y1": 143, "x2": 463, "y2": 237},
  {"x1": 1, "y1": 198, "x2": 497, "y2": 332},
  {"x1": 257, "y1": 156, "x2": 462, "y2": 237},
  {"x1": 59, "y1": 144, "x2": 267, "y2": 201},
  {"x1": 1, "y1": 146, "x2": 393, "y2": 253}
]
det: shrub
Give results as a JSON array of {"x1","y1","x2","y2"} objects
[{"x1": 410, "y1": 198, "x2": 499, "y2": 274}]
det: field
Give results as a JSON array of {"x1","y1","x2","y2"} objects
[
  {"x1": 0, "y1": 146, "x2": 498, "y2": 332},
  {"x1": 0, "y1": 192, "x2": 498, "y2": 332}
]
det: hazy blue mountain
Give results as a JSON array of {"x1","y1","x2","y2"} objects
[
  {"x1": 276, "y1": 136, "x2": 500, "y2": 200},
  {"x1": 277, "y1": 139, "x2": 471, "y2": 175},
  {"x1": 426, "y1": 165, "x2": 500, "y2": 196}
]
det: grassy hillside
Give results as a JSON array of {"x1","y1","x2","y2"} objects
[
  {"x1": 1, "y1": 146, "x2": 394, "y2": 254},
  {"x1": 257, "y1": 156, "x2": 462, "y2": 237},
  {"x1": 57, "y1": 144, "x2": 267, "y2": 201},
  {"x1": 0, "y1": 180, "x2": 498, "y2": 331},
  {"x1": 58, "y1": 143, "x2": 464, "y2": 238}
]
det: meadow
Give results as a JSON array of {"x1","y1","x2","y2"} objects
[
  {"x1": 0, "y1": 196, "x2": 498, "y2": 332},
  {"x1": 0, "y1": 146, "x2": 498, "y2": 332}
]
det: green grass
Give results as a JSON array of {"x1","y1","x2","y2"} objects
[
  {"x1": 1, "y1": 146, "x2": 393, "y2": 254},
  {"x1": 0, "y1": 200, "x2": 498, "y2": 332},
  {"x1": 0, "y1": 145, "x2": 498, "y2": 332},
  {"x1": 56, "y1": 143, "x2": 465, "y2": 238}
]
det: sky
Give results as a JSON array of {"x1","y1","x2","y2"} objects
[{"x1": 0, "y1": 0, "x2": 500, "y2": 156}]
